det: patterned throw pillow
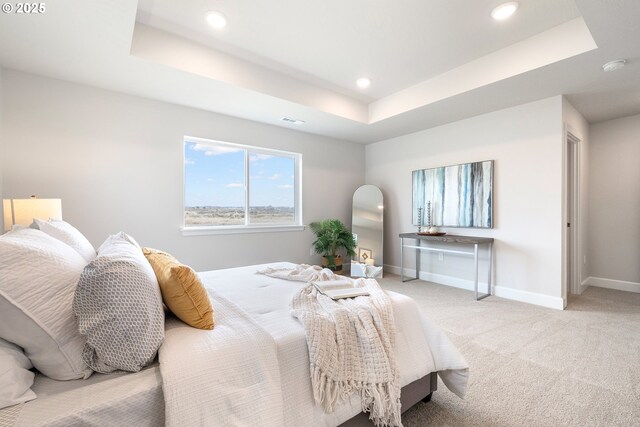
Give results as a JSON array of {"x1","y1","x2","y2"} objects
[
  {"x1": 73, "y1": 234, "x2": 164, "y2": 373},
  {"x1": 142, "y1": 247, "x2": 215, "y2": 330}
]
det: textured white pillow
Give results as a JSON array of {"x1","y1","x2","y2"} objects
[
  {"x1": 33, "y1": 219, "x2": 96, "y2": 263},
  {"x1": 0, "y1": 338, "x2": 37, "y2": 409},
  {"x1": 97, "y1": 231, "x2": 140, "y2": 252},
  {"x1": 0, "y1": 228, "x2": 92, "y2": 380},
  {"x1": 74, "y1": 232, "x2": 164, "y2": 373}
]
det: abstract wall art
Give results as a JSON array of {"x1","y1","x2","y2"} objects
[{"x1": 412, "y1": 160, "x2": 493, "y2": 228}]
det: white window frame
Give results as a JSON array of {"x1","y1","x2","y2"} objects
[{"x1": 181, "y1": 136, "x2": 304, "y2": 236}]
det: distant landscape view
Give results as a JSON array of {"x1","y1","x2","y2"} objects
[
  {"x1": 184, "y1": 140, "x2": 296, "y2": 226},
  {"x1": 185, "y1": 206, "x2": 295, "y2": 226}
]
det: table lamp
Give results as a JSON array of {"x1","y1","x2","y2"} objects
[{"x1": 3, "y1": 196, "x2": 62, "y2": 232}]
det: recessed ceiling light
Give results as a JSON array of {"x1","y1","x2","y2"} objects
[
  {"x1": 206, "y1": 11, "x2": 227, "y2": 29},
  {"x1": 356, "y1": 77, "x2": 371, "y2": 89},
  {"x1": 602, "y1": 59, "x2": 626, "y2": 72},
  {"x1": 491, "y1": 2, "x2": 519, "y2": 20},
  {"x1": 377, "y1": 204, "x2": 384, "y2": 210}
]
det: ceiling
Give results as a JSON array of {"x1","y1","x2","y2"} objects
[
  {"x1": 0, "y1": 0, "x2": 639, "y2": 144},
  {"x1": 136, "y1": 0, "x2": 582, "y2": 100}
]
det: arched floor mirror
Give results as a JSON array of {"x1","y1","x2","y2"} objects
[{"x1": 351, "y1": 185, "x2": 383, "y2": 278}]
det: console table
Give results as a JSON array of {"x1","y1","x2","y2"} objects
[{"x1": 399, "y1": 233, "x2": 494, "y2": 300}]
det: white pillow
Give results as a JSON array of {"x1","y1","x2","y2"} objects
[
  {"x1": 33, "y1": 219, "x2": 96, "y2": 263},
  {"x1": 0, "y1": 228, "x2": 92, "y2": 380},
  {"x1": 0, "y1": 338, "x2": 37, "y2": 409},
  {"x1": 97, "y1": 231, "x2": 140, "y2": 252}
]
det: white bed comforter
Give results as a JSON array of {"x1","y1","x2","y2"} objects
[
  {"x1": 159, "y1": 287, "x2": 284, "y2": 427},
  {"x1": 159, "y1": 263, "x2": 468, "y2": 427}
]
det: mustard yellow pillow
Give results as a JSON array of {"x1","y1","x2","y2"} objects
[{"x1": 142, "y1": 248, "x2": 215, "y2": 330}]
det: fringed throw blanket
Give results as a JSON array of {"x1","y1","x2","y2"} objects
[{"x1": 260, "y1": 265, "x2": 402, "y2": 427}]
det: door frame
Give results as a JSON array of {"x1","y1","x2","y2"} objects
[{"x1": 562, "y1": 126, "x2": 582, "y2": 307}]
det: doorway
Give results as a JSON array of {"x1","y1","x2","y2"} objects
[{"x1": 564, "y1": 131, "x2": 581, "y2": 306}]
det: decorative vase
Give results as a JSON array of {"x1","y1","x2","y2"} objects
[{"x1": 321, "y1": 255, "x2": 343, "y2": 271}]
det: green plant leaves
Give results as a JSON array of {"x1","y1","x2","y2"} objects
[{"x1": 309, "y1": 219, "x2": 357, "y2": 259}]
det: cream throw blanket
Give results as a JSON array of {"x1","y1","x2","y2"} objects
[{"x1": 259, "y1": 265, "x2": 402, "y2": 427}]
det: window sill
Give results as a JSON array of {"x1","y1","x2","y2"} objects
[{"x1": 181, "y1": 224, "x2": 306, "y2": 236}]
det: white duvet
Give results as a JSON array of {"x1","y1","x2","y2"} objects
[
  {"x1": 160, "y1": 288, "x2": 284, "y2": 426},
  {"x1": 159, "y1": 263, "x2": 469, "y2": 427}
]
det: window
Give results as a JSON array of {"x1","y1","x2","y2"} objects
[{"x1": 183, "y1": 137, "x2": 302, "y2": 233}]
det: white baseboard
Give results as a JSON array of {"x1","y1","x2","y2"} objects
[
  {"x1": 384, "y1": 264, "x2": 564, "y2": 310},
  {"x1": 493, "y1": 286, "x2": 564, "y2": 310},
  {"x1": 584, "y1": 276, "x2": 640, "y2": 294}
]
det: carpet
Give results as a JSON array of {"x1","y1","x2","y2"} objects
[{"x1": 377, "y1": 276, "x2": 640, "y2": 426}]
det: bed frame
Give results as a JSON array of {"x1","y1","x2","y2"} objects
[
  {"x1": 338, "y1": 372, "x2": 437, "y2": 427},
  {"x1": 0, "y1": 371, "x2": 438, "y2": 427}
]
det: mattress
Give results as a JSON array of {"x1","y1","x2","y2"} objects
[{"x1": 8, "y1": 262, "x2": 466, "y2": 426}]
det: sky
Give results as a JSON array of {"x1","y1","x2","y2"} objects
[{"x1": 184, "y1": 141, "x2": 295, "y2": 208}]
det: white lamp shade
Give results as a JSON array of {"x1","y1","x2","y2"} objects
[{"x1": 3, "y1": 198, "x2": 62, "y2": 231}]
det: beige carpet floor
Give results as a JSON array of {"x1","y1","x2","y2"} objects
[{"x1": 377, "y1": 276, "x2": 640, "y2": 426}]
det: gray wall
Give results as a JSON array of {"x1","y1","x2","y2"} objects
[
  {"x1": 1, "y1": 70, "x2": 365, "y2": 271},
  {"x1": 366, "y1": 97, "x2": 566, "y2": 307},
  {"x1": 588, "y1": 114, "x2": 640, "y2": 285},
  {"x1": 5, "y1": 68, "x2": 636, "y2": 305}
]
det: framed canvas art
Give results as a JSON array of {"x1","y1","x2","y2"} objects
[{"x1": 412, "y1": 160, "x2": 493, "y2": 228}]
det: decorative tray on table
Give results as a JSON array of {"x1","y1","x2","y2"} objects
[{"x1": 417, "y1": 232, "x2": 447, "y2": 236}]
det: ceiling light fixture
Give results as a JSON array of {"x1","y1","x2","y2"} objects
[
  {"x1": 206, "y1": 11, "x2": 227, "y2": 29},
  {"x1": 602, "y1": 59, "x2": 626, "y2": 72},
  {"x1": 356, "y1": 77, "x2": 371, "y2": 89},
  {"x1": 491, "y1": 2, "x2": 519, "y2": 20}
]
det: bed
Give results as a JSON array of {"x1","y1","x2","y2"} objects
[{"x1": 4, "y1": 262, "x2": 468, "y2": 426}]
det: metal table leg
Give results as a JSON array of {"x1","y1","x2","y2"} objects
[
  {"x1": 473, "y1": 243, "x2": 479, "y2": 300},
  {"x1": 400, "y1": 237, "x2": 404, "y2": 282},
  {"x1": 401, "y1": 236, "x2": 419, "y2": 283},
  {"x1": 487, "y1": 241, "x2": 493, "y2": 295},
  {"x1": 415, "y1": 238, "x2": 421, "y2": 281},
  {"x1": 476, "y1": 242, "x2": 492, "y2": 301}
]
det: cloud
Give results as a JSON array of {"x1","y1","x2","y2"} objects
[
  {"x1": 184, "y1": 158, "x2": 195, "y2": 165},
  {"x1": 278, "y1": 184, "x2": 293, "y2": 189},
  {"x1": 250, "y1": 153, "x2": 273, "y2": 162},
  {"x1": 207, "y1": 178, "x2": 214, "y2": 182},
  {"x1": 268, "y1": 174, "x2": 280, "y2": 180},
  {"x1": 192, "y1": 143, "x2": 242, "y2": 156},
  {"x1": 225, "y1": 183, "x2": 244, "y2": 188}
]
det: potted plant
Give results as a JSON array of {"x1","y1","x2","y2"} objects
[{"x1": 309, "y1": 219, "x2": 357, "y2": 271}]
